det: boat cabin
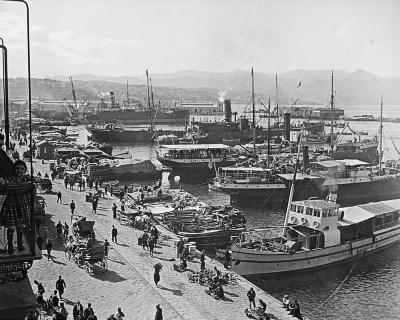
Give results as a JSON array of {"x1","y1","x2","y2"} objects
[
  {"x1": 309, "y1": 159, "x2": 370, "y2": 178},
  {"x1": 288, "y1": 199, "x2": 341, "y2": 248},
  {"x1": 216, "y1": 166, "x2": 278, "y2": 184},
  {"x1": 159, "y1": 144, "x2": 231, "y2": 160},
  {"x1": 338, "y1": 199, "x2": 400, "y2": 242}
]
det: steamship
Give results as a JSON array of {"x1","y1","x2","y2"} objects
[
  {"x1": 213, "y1": 158, "x2": 400, "y2": 208},
  {"x1": 85, "y1": 91, "x2": 189, "y2": 125}
]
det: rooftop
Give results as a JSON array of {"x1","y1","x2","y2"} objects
[{"x1": 160, "y1": 144, "x2": 230, "y2": 150}]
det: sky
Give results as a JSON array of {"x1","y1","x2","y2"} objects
[{"x1": 0, "y1": 0, "x2": 399, "y2": 78}]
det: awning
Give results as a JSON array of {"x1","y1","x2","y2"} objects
[
  {"x1": 341, "y1": 206, "x2": 375, "y2": 224},
  {"x1": 358, "y1": 202, "x2": 397, "y2": 215}
]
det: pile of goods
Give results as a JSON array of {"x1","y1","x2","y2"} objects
[
  {"x1": 161, "y1": 205, "x2": 246, "y2": 234},
  {"x1": 168, "y1": 190, "x2": 201, "y2": 208},
  {"x1": 187, "y1": 268, "x2": 238, "y2": 286}
]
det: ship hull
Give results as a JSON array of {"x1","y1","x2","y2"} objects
[
  {"x1": 216, "y1": 174, "x2": 400, "y2": 208},
  {"x1": 89, "y1": 129, "x2": 155, "y2": 143},
  {"x1": 231, "y1": 224, "x2": 400, "y2": 275},
  {"x1": 158, "y1": 157, "x2": 237, "y2": 179},
  {"x1": 85, "y1": 109, "x2": 189, "y2": 125}
]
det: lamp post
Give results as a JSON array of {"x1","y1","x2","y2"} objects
[
  {"x1": 1, "y1": 0, "x2": 33, "y2": 177},
  {"x1": 0, "y1": 43, "x2": 9, "y2": 150},
  {"x1": 0, "y1": 37, "x2": 5, "y2": 128}
]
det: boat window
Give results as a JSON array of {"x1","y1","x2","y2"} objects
[
  {"x1": 384, "y1": 214, "x2": 394, "y2": 224},
  {"x1": 322, "y1": 208, "x2": 327, "y2": 217},
  {"x1": 297, "y1": 206, "x2": 304, "y2": 214},
  {"x1": 291, "y1": 204, "x2": 296, "y2": 212},
  {"x1": 314, "y1": 209, "x2": 321, "y2": 217},
  {"x1": 306, "y1": 207, "x2": 312, "y2": 215}
]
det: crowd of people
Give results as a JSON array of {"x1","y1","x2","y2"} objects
[{"x1": 0, "y1": 149, "x2": 300, "y2": 320}]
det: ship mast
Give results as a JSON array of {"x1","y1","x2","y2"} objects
[
  {"x1": 126, "y1": 78, "x2": 129, "y2": 107},
  {"x1": 267, "y1": 98, "x2": 271, "y2": 169},
  {"x1": 69, "y1": 76, "x2": 78, "y2": 111},
  {"x1": 282, "y1": 129, "x2": 303, "y2": 238},
  {"x1": 330, "y1": 70, "x2": 334, "y2": 152},
  {"x1": 379, "y1": 95, "x2": 383, "y2": 173},
  {"x1": 150, "y1": 79, "x2": 156, "y2": 129},
  {"x1": 145, "y1": 70, "x2": 153, "y2": 131},
  {"x1": 275, "y1": 73, "x2": 279, "y2": 126},
  {"x1": 251, "y1": 68, "x2": 256, "y2": 154}
]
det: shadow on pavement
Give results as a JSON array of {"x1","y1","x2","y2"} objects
[
  {"x1": 158, "y1": 285, "x2": 183, "y2": 296},
  {"x1": 224, "y1": 290, "x2": 239, "y2": 298},
  {"x1": 107, "y1": 257, "x2": 126, "y2": 265},
  {"x1": 265, "y1": 313, "x2": 279, "y2": 320},
  {"x1": 115, "y1": 243, "x2": 129, "y2": 248},
  {"x1": 154, "y1": 256, "x2": 176, "y2": 262},
  {"x1": 90, "y1": 269, "x2": 127, "y2": 283},
  {"x1": 62, "y1": 297, "x2": 75, "y2": 307},
  {"x1": 220, "y1": 296, "x2": 234, "y2": 302}
]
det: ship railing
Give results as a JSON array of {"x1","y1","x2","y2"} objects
[
  {"x1": 233, "y1": 226, "x2": 286, "y2": 245},
  {"x1": 374, "y1": 219, "x2": 400, "y2": 232}
]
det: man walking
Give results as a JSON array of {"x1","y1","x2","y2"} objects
[
  {"x1": 56, "y1": 221, "x2": 63, "y2": 240},
  {"x1": 70, "y1": 200, "x2": 76, "y2": 215},
  {"x1": 111, "y1": 225, "x2": 118, "y2": 244},
  {"x1": 112, "y1": 203, "x2": 117, "y2": 219},
  {"x1": 92, "y1": 197, "x2": 98, "y2": 214},
  {"x1": 45, "y1": 238, "x2": 53, "y2": 261},
  {"x1": 155, "y1": 304, "x2": 163, "y2": 320},
  {"x1": 104, "y1": 239, "x2": 110, "y2": 258},
  {"x1": 63, "y1": 222, "x2": 69, "y2": 240},
  {"x1": 247, "y1": 287, "x2": 256, "y2": 309},
  {"x1": 56, "y1": 191, "x2": 62, "y2": 203},
  {"x1": 56, "y1": 275, "x2": 67, "y2": 300}
]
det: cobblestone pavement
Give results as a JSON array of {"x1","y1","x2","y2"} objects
[{"x1": 28, "y1": 160, "x2": 295, "y2": 320}]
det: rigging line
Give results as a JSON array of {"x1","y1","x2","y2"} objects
[
  {"x1": 310, "y1": 251, "x2": 364, "y2": 315},
  {"x1": 390, "y1": 136, "x2": 400, "y2": 156}
]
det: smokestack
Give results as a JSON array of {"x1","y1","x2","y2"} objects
[
  {"x1": 303, "y1": 145, "x2": 309, "y2": 171},
  {"x1": 284, "y1": 113, "x2": 291, "y2": 141},
  {"x1": 224, "y1": 99, "x2": 232, "y2": 123},
  {"x1": 110, "y1": 91, "x2": 115, "y2": 108}
]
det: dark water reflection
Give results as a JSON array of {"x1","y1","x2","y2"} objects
[{"x1": 110, "y1": 143, "x2": 400, "y2": 320}]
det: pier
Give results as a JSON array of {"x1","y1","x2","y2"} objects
[{"x1": 28, "y1": 160, "x2": 296, "y2": 320}]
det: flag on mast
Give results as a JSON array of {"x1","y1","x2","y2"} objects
[{"x1": 296, "y1": 81, "x2": 302, "y2": 88}]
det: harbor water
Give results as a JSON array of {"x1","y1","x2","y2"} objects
[{"x1": 75, "y1": 107, "x2": 400, "y2": 320}]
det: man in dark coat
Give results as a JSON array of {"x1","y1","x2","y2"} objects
[
  {"x1": 247, "y1": 287, "x2": 256, "y2": 309},
  {"x1": 112, "y1": 203, "x2": 117, "y2": 219},
  {"x1": 155, "y1": 304, "x2": 163, "y2": 320},
  {"x1": 112, "y1": 225, "x2": 118, "y2": 244},
  {"x1": 56, "y1": 275, "x2": 66, "y2": 300},
  {"x1": 73, "y1": 300, "x2": 84, "y2": 320}
]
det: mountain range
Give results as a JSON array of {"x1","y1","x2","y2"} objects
[{"x1": 6, "y1": 69, "x2": 400, "y2": 106}]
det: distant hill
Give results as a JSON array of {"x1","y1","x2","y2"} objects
[{"x1": 4, "y1": 69, "x2": 400, "y2": 106}]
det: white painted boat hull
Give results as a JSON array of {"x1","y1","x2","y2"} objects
[{"x1": 231, "y1": 225, "x2": 400, "y2": 275}]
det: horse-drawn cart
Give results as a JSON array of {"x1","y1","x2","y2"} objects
[
  {"x1": 83, "y1": 244, "x2": 107, "y2": 274},
  {"x1": 65, "y1": 217, "x2": 107, "y2": 274},
  {"x1": 72, "y1": 216, "x2": 95, "y2": 242}
]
